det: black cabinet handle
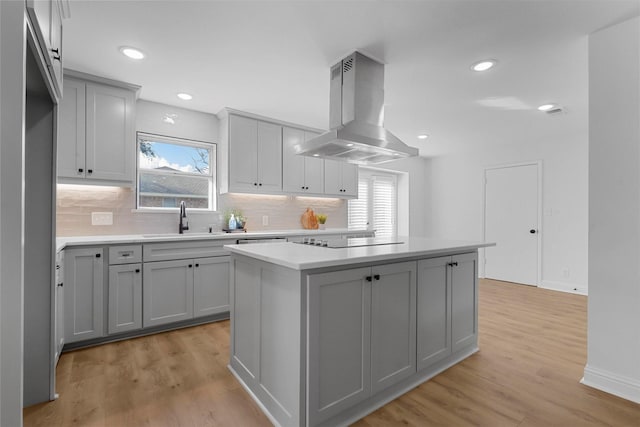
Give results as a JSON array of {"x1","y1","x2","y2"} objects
[
  {"x1": 87, "y1": 169, "x2": 93, "y2": 174},
  {"x1": 374, "y1": 274, "x2": 380, "y2": 280},
  {"x1": 58, "y1": 282, "x2": 63, "y2": 287},
  {"x1": 56, "y1": 265, "x2": 60, "y2": 270},
  {"x1": 135, "y1": 269, "x2": 140, "y2": 273},
  {"x1": 259, "y1": 183, "x2": 262, "y2": 186},
  {"x1": 195, "y1": 263, "x2": 199, "y2": 267},
  {"x1": 365, "y1": 276, "x2": 372, "y2": 282},
  {"x1": 51, "y1": 48, "x2": 61, "y2": 61},
  {"x1": 301, "y1": 186, "x2": 305, "y2": 189},
  {"x1": 254, "y1": 183, "x2": 258, "y2": 186},
  {"x1": 530, "y1": 229, "x2": 537, "y2": 234},
  {"x1": 305, "y1": 186, "x2": 309, "y2": 190},
  {"x1": 78, "y1": 168, "x2": 83, "y2": 173},
  {"x1": 95, "y1": 253, "x2": 101, "y2": 258},
  {"x1": 448, "y1": 261, "x2": 458, "y2": 267},
  {"x1": 188, "y1": 264, "x2": 193, "y2": 268}
]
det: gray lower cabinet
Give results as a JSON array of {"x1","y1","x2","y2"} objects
[
  {"x1": 307, "y1": 261, "x2": 417, "y2": 425},
  {"x1": 143, "y1": 259, "x2": 194, "y2": 327},
  {"x1": 417, "y1": 252, "x2": 478, "y2": 370},
  {"x1": 143, "y1": 255, "x2": 230, "y2": 327},
  {"x1": 451, "y1": 252, "x2": 478, "y2": 352},
  {"x1": 64, "y1": 247, "x2": 104, "y2": 343},
  {"x1": 108, "y1": 263, "x2": 142, "y2": 334},
  {"x1": 54, "y1": 252, "x2": 65, "y2": 362},
  {"x1": 194, "y1": 256, "x2": 230, "y2": 317}
]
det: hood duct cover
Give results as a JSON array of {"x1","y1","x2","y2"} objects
[{"x1": 297, "y1": 51, "x2": 418, "y2": 165}]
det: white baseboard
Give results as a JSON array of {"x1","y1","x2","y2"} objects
[
  {"x1": 540, "y1": 280, "x2": 587, "y2": 295},
  {"x1": 582, "y1": 365, "x2": 640, "y2": 404}
]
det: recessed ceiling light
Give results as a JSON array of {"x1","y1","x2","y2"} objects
[
  {"x1": 177, "y1": 93, "x2": 193, "y2": 101},
  {"x1": 119, "y1": 46, "x2": 145, "y2": 60},
  {"x1": 313, "y1": 154, "x2": 320, "y2": 157},
  {"x1": 418, "y1": 134, "x2": 429, "y2": 140},
  {"x1": 471, "y1": 59, "x2": 496, "y2": 72},
  {"x1": 537, "y1": 104, "x2": 557, "y2": 111},
  {"x1": 346, "y1": 143, "x2": 354, "y2": 147}
]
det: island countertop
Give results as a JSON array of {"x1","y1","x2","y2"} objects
[{"x1": 225, "y1": 236, "x2": 494, "y2": 270}]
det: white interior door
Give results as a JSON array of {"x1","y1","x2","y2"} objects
[{"x1": 484, "y1": 163, "x2": 539, "y2": 286}]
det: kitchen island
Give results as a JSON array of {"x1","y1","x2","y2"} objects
[{"x1": 226, "y1": 237, "x2": 493, "y2": 427}]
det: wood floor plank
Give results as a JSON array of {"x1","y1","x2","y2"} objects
[{"x1": 24, "y1": 279, "x2": 640, "y2": 426}]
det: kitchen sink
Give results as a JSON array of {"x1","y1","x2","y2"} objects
[{"x1": 142, "y1": 232, "x2": 226, "y2": 238}]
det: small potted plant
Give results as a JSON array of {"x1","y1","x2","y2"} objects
[{"x1": 316, "y1": 213, "x2": 327, "y2": 230}]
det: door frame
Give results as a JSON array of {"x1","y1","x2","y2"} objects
[{"x1": 482, "y1": 160, "x2": 543, "y2": 286}]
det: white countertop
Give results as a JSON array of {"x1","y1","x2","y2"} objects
[
  {"x1": 56, "y1": 228, "x2": 370, "y2": 253},
  {"x1": 225, "y1": 237, "x2": 495, "y2": 270}
]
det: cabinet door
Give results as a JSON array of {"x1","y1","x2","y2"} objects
[
  {"x1": 85, "y1": 83, "x2": 135, "y2": 183},
  {"x1": 194, "y1": 256, "x2": 230, "y2": 317},
  {"x1": 64, "y1": 248, "x2": 104, "y2": 343},
  {"x1": 26, "y1": 1, "x2": 52, "y2": 53},
  {"x1": 307, "y1": 267, "x2": 371, "y2": 425},
  {"x1": 341, "y1": 162, "x2": 359, "y2": 197},
  {"x1": 229, "y1": 115, "x2": 258, "y2": 192},
  {"x1": 57, "y1": 79, "x2": 86, "y2": 179},
  {"x1": 108, "y1": 263, "x2": 142, "y2": 334},
  {"x1": 417, "y1": 256, "x2": 452, "y2": 370},
  {"x1": 54, "y1": 254, "x2": 64, "y2": 361},
  {"x1": 323, "y1": 159, "x2": 343, "y2": 196},
  {"x1": 143, "y1": 259, "x2": 194, "y2": 327},
  {"x1": 304, "y1": 131, "x2": 324, "y2": 193},
  {"x1": 256, "y1": 121, "x2": 282, "y2": 192},
  {"x1": 370, "y1": 261, "x2": 417, "y2": 393},
  {"x1": 48, "y1": 0, "x2": 63, "y2": 94},
  {"x1": 451, "y1": 252, "x2": 478, "y2": 352},
  {"x1": 282, "y1": 127, "x2": 306, "y2": 193}
]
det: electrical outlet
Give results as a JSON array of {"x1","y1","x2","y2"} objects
[
  {"x1": 262, "y1": 215, "x2": 269, "y2": 226},
  {"x1": 91, "y1": 212, "x2": 113, "y2": 226}
]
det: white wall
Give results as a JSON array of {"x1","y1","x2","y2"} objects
[
  {"x1": 0, "y1": 1, "x2": 25, "y2": 425},
  {"x1": 427, "y1": 112, "x2": 589, "y2": 292},
  {"x1": 136, "y1": 99, "x2": 219, "y2": 143},
  {"x1": 583, "y1": 16, "x2": 640, "y2": 404}
]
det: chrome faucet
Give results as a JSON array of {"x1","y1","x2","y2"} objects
[{"x1": 178, "y1": 201, "x2": 189, "y2": 234}]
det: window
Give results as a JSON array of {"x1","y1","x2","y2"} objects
[
  {"x1": 348, "y1": 170, "x2": 398, "y2": 237},
  {"x1": 137, "y1": 133, "x2": 216, "y2": 210}
]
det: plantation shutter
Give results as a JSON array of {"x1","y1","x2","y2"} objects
[{"x1": 348, "y1": 170, "x2": 397, "y2": 237}]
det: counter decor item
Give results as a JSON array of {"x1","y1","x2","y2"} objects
[
  {"x1": 301, "y1": 208, "x2": 318, "y2": 229},
  {"x1": 223, "y1": 208, "x2": 246, "y2": 232},
  {"x1": 316, "y1": 213, "x2": 327, "y2": 230}
]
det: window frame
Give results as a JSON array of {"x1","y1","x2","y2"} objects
[{"x1": 136, "y1": 132, "x2": 217, "y2": 212}]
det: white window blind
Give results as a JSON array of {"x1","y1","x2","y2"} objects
[{"x1": 348, "y1": 170, "x2": 398, "y2": 237}]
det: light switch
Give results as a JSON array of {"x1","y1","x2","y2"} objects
[{"x1": 92, "y1": 212, "x2": 113, "y2": 226}]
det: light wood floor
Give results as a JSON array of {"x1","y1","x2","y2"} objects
[{"x1": 25, "y1": 279, "x2": 640, "y2": 426}]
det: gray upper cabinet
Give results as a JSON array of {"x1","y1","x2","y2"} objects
[
  {"x1": 26, "y1": 0, "x2": 65, "y2": 99},
  {"x1": 324, "y1": 159, "x2": 358, "y2": 197},
  {"x1": 58, "y1": 75, "x2": 138, "y2": 186},
  {"x1": 64, "y1": 247, "x2": 104, "y2": 344},
  {"x1": 227, "y1": 114, "x2": 282, "y2": 194},
  {"x1": 282, "y1": 127, "x2": 324, "y2": 194}
]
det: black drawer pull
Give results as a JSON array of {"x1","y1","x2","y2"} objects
[
  {"x1": 374, "y1": 274, "x2": 380, "y2": 280},
  {"x1": 195, "y1": 263, "x2": 199, "y2": 267},
  {"x1": 188, "y1": 264, "x2": 193, "y2": 268},
  {"x1": 365, "y1": 276, "x2": 372, "y2": 282},
  {"x1": 78, "y1": 168, "x2": 83, "y2": 173},
  {"x1": 95, "y1": 253, "x2": 101, "y2": 258},
  {"x1": 135, "y1": 269, "x2": 140, "y2": 273},
  {"x1": 87, "y1": 169, "x2": 93, "y2": 174}
]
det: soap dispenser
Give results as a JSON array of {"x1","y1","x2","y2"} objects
[{"x1": 228, "y1": 213, "x2": 237, "y2": 230}]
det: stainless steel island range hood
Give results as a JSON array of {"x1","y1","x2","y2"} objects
[{"x1": 297, "y1": 51, "x2": 418, "y2": 165}]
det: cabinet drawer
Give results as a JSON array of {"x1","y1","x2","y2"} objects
[
  {"x1": 109, "y1": 245, "x2": 142, "y2": 264},
  {"x1": 143, "y1": 240, "x2": 233, "y2": 262}
]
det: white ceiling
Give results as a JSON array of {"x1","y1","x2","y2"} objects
[{"x1": 64, "y1": 0, "x2": 640, "y2": 157}]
